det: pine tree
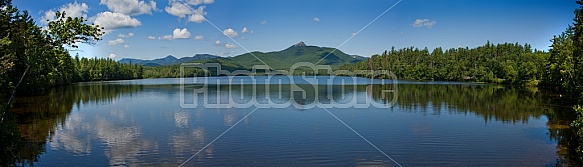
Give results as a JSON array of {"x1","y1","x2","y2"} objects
[{"x1": 573, "y1": 0, "x2": 583, "y2": 93}]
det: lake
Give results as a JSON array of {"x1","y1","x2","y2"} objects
[{"x1": 10, "y1": 76, "x2": 577, "y2": 166}]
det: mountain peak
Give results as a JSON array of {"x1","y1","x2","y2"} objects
[
  {"x1": 163, "y1": 55, "x2": 177, "y2": 60},
  {"x1": 294, "y1": 41, "x2": 307, "y2": 47}
]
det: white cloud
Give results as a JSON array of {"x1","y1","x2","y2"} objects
[
  {"x1": 313, "y1": 17, "x2": 320, "y2": 22},
  {"x1": 159, "y1": 35, "x2": 173, "y2": 41},
  {"x1": 165, "y1": 2, "x2": 192, "y2": 18},
  {"x1": 158, "y1": 28, "x2": 191, "y2": 40},
  {"x1": 107, "y1": 38, "x2": 125, "y2": 45},
  {"x1": 241, "y1": 27, "x2": 248, "y2": 33},
  {"x1": 225, "y1": 43, "x2": 238, "y2": 49},
  {"x1": 148, "y1": 36, "x2": 156, "y2": 39},
  {"x1": 188, "y1": 14, "x2": 205, "y2": 23},
  {"x1": 172, "y1": 28, "x2": 191, "y2": 39},
  {"x1": 92, "y1": 12, "x2": 142, "y2": 30},
  {"x1": 41, "y1": 12, "x2": 56, "y2": 25},
  {"x1": 260, "y1": 20, "x2": 267, "y2": 24},
  {"x1": 223, "y1": 28, "x2": 238, "y2": 37},
  {"x1": 186, "y1": 0, "x2": 214, "y2": 5},
  {"x1": 187, "y1": 6, "x2": 207, "y2": 23},
  {"x1": 100, "y1": 0, "x2": 157, "y2": 16},
  {"x1": 124, "y1": 44, "x2": 131, "y2": 48},
  {"x1": 165, "y1": 4, "x2": 207, "y2": 23},
  {"x1": 214, "y1": 40, "x2": 238, "y2": 49},
  {"x1": 59, "y1": 2, "x2": 89, "y2": 18},
  {"x1": 41, "y1": 2, "x2": 89, "y2": 24},
  {"x1": 413, "y1": 19, "x2": 436, "y2": 28},
  {"x1": 109, "y1": 53, "x2": 117, "y2": 59},
  {"x1": 194, "y1": 35, "x2": 204, "y2": 40},
  {"x1": 117, "y1": 32, "x2": 134, "y2": 38}
]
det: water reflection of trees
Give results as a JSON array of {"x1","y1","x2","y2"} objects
[
  {"x1": 194, "y1": 83, "x2": 580, "y2": 165},
  {"x1": 7, "y1": 83, "x2": 143, "y2": 166},
  {"x1": 370, "y1": 84, "x2": 579, "y2": 165},
  {"x1": 206, "y1": 83, "x2": 579, "y2": 165},
  {"x1": 4, "y1": 82, "x2": 581, "y2": 166},
  {"x1": 370, "y1": 84, "x2": 544, "y2": 124}
]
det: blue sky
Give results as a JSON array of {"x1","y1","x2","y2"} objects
[{"x1": 13, "y1": 0, "x2": 579, "y2": 60}]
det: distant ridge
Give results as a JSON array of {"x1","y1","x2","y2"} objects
[
  {"x1": 119, "y1": 54, "x2": 220, "y2": 66},
  {"x1": 120, "y1": 42, "x2": 367, "y2": 69}
]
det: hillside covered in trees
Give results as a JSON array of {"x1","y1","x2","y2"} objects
[{"x1": 338, "y1": 42, "x2": 548, "y2": 86}]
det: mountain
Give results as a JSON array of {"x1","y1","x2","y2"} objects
[
  {"x1": 294, "y1": 41, "x2": 307, "y2": 47},
  {"x1": 121, "y1": 42, "x2": 367, "y2": 70},
  {"x1": 222, "y1": 41, "x2": 367, "y2": 70},
  {"x1": 119, "y1": 54, "x2": 220, "y2": 66},
  {"x1": 178, "y1": 54, "x2": 220, "y2": 63}
]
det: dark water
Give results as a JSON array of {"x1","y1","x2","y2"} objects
[{"x1": 9, "y1": 77, "x2": 577, "y2": 166}]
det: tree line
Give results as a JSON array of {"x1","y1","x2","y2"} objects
[
  {"x1": 338, "y1": 42, "x2": 549, "y2": 86},
  {"x1": 545, "y1": 0, "x2": 583, "y2": 163},
  {"x1": 71, "y1": 54, "x2": 144, "y2": 82},
  {"x1": 142, "y1": 64, "x2": 205, "y2": 78}
]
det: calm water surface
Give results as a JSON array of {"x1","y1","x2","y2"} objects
[{"x1": 11, "y1": 76, "x2": 574, "y2": 166}]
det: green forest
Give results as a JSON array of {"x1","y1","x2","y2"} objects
[
  {"x1": 554, "y1": 1, "x2": 583, "y2": 163},
  {"x1": 338, "y1": 42, "x2": 548, "y2": 86}
]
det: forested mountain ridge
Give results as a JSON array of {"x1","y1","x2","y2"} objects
[
  {"x1": 119, "y1": 54, "x2": 220, "y2": 66},
  {"x1": 124, "y1": 42, "x2": 367, "y2": 70}
]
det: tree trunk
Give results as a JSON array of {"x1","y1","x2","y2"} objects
[{"x1": 2, "y1": 65, "x2": 29, "y2": 124}]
